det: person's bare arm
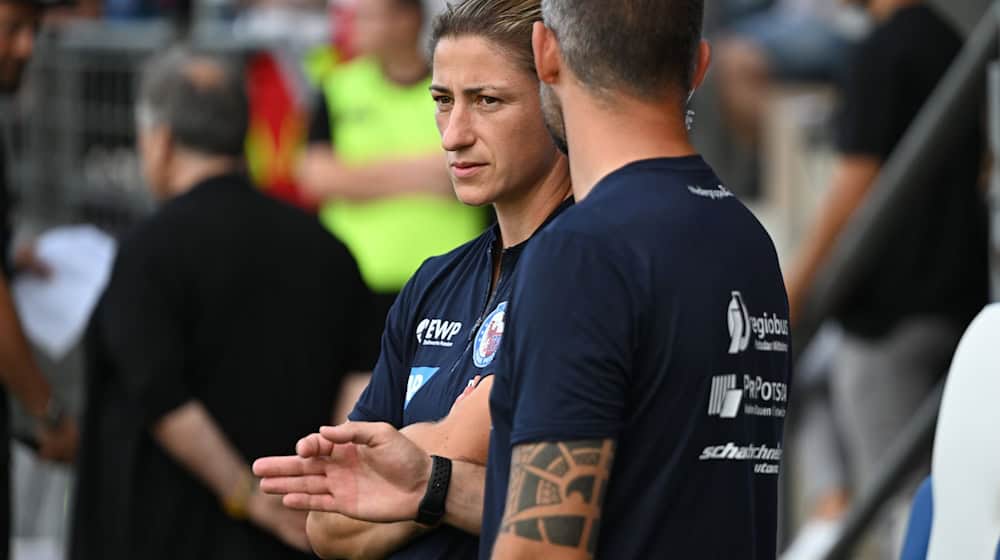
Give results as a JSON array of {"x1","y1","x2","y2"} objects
[
  {"x1": 292, "y1": 377, "x2": 494, "y2": 559},
  {"x1": 785, "y1": 156, "x2": 881, "y2": 321},
  {"x1": 332, "y1": 372, "x2": 372, "y2": 425},
  {"x1": 0, "y1": 274, "x2": 52, "y2": 418},
  {"x1": 153, "y1": 400, "x2": 310, "y2": 551},
  {"x1": 490, "y1": 439, "x2": 616, "y2": 560},
  {"x1": 0, "y1": 273, "x2": 77, "y2": 461},
  {"x1": 297, "y1": 146, "x2": 453, "y2": 203}
]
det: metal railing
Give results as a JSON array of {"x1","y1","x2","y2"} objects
[
  {"x1": 990, "y1": 62, "x2": 1000, "y2": 300},
  {"x1": 9, "y1": 20, "x2": 314, "y2": 237},
  {"x1": 785, "y1": 2, "x2": 1000, "y2": 557}
]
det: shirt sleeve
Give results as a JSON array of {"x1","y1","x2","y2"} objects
[
  {"x1": 347, "y1": 273, "x2": 418, "y2": 427},
  {"x1": 98, "y1": 236, "x2": 191, "y2": 426},
  {"x1": 308, "y1": 92, "x2": 333, "y2": 145},
  {"x1": 835, "y1": 40, "x2": 900, "y2": 159},
  {"x1": 506, "y1": 232, "x2": 636, "y2": 445}
]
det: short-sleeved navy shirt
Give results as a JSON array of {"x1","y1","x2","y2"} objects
[
  {"x1": 482, "y1": 157, "x2": 791, "y2": 559},
  {"x1": 350, "y1": 200, "x2": 571, "y2": 559}
]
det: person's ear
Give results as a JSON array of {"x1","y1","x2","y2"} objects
[
  {"x1": 151, "y1": 126, "x2": 174, "y2": 169},
  {"x1": 144, "y1": 125, "x2": 175, "y2": 195},
  {"x1": 532, "y1": 21, "x2": 561, "y2": 86},
  {"x1": 690, "y1": 39, "x2": 712, "y2": 92}
]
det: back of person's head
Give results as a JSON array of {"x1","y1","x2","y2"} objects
[
  {"x1": 541, "y1": 0, "x2": 704, "y2": 100},
  {"x1": 136, "y1": 46, "x2": 248, "y2": 158},
  {"x1": 430, "y1": 0, "x2": 541, "y2": 76}
]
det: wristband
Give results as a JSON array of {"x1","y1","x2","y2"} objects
[
  {"x1": 38, "y1": 396, "x2": 66, "y2": 431},
  {"x1": 415, "y1": 455, "x2": 452, "y2": 526},
  {"x1": 222, "y1": 470, "x2": 255, "y2": 520}
]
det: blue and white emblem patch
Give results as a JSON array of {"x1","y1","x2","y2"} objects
[
  {"x1": 405, "y1": 367, "x2": 440, "y2": 409},
  {"x1": 473, "y1": 301, "x2": 508, "y2": 368}
]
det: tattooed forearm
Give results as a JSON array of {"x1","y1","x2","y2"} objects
[{"x1": 500, "y1": 439, "x2": 616, "y2": 555}]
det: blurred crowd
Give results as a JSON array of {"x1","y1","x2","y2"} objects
[{"x1": 0, "y1": 0, "x2": 994, "y2": 559}]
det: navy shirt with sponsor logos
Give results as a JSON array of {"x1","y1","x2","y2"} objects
[
  {"x1": 482, "y1": 157, "x2": 791, "y2": 559},
  {"x1": 349, "y1": 200, "x2": 571, "y2": 560}
]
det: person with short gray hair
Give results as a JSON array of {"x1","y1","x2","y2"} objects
[
  {"x1": 71, "y1": 47, "x2": 377, "y2": 560},
  {"x1": 132, "y1": 47, "x2": 248, "y2": 199},
  {"x1": 540, "y1": 0, "x2": 704, "y2": 99},
  {"x1": 136, "y1": 46, "x2": 248, "y2": 160},
  {"x1": 477, "y1": 0, "x2": 789, "y2": 557}
]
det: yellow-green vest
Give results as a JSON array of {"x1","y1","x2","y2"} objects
[{"x1": 319, "y1": 57, "x2": 484, "y2": 293}]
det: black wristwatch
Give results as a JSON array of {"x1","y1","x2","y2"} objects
[
  {"x1": 415, "y1": 455, "x2": 452, "y2": 526},
  {"x1": 39, "y1": 397, "x2": 66, "y2": 430}
]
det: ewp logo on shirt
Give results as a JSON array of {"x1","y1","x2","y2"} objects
[
  {"x1": 405, "y1": 367, "x2": 440, "y2": 409},
  {"x1": 416, "y1": 318, "x2": 463, "y2": 348}
]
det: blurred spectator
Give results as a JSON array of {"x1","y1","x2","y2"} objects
[
  {"x1": 716, "y1": 0, "x2": 863, "y2": 148},
  {"x1": 712, "y1": 0, "x2": 777, "y2": 27},
  {"x1": 70, "y1": 47, "x2": 375, "y2": 560},
  {"x1": 0, "y1": 0, "x2": 81, "y2": 555},
  {"x1": 298, "y1": 0, "x2": 485, "y2": 328},
  {"x1": 784, "y1": 0, "x2": 989, "y2": 557}
]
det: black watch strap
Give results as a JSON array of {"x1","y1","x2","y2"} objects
[
  {"x1": 415, "y1": 455, "x2": 452, "y2": 526},
  {"x1": 40, "y1": 397, "x2": 66, "y2": 430}
]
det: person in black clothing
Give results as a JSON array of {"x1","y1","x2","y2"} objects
[
  {"x1": 784, "y1": 0, "x2": 989, "y2": 556},
  {"x1": 0, "y1": 0, "x2": 78, "y2": 557},
  {"x1": 70, "y1": 47, "x2": 374, "y2": 560}
]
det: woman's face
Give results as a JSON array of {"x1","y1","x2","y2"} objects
[{"x1": 431, "y1": 36, "x2": 562, "y2": 208}]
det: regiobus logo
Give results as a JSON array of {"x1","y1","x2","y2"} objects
[{"x1": 727, "y1": 291, "x2": 789, "y2": 354}]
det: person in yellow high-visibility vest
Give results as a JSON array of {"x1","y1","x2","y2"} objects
[{"x1": 298, "y1": 0, "x2": 486, "y2": 327}]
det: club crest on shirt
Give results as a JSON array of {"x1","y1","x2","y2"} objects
[{"x1": 473, "y1": 301, "x2": 508, "y2": 368}]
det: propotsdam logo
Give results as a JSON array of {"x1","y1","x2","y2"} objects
[
  {"x1": 708, "y1": 374, "x2": 788, "y2": 419},
  {"x1": 727, "y1": 291, "x2": 789, "y2": 354},
  {"x1": 473, "y1": 301, "x2": 507, "y2": 368}
]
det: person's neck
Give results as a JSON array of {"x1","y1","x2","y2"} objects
[
  {"x1": 493, "y1": 158, "x2": 572, "y2": 249},
  {"x1": 563, "y1": 91, "x2": 696, "y2": 201},
  {"x1": 378, "y1": 47, "x2": 428, "y2": 86},
  {"x1": 870, "y1": 0, "x2": 921, "y2": 22},
  {"x1": 166, "y1": 154, "x2": 241, "y2": 198}
]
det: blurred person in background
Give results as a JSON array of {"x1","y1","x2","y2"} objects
[
  {"x1": 298, "y1": 0, "x2": 486, "y2": 333},
  {"x1": 70, "y1": 47, "x2": 375, "y2": 560},
  {"x1": 715, "y1": 0, "x2": 864, "y2": 149},
  {"x1": 784, "y1": 0, "x2": 989, "y2": 557},
  {"x1": 0, "y1": 0, "x2": 79, "y2": 556},
  {"x1": 253, "y1": 1, "x2": 573, "y2": 557}
]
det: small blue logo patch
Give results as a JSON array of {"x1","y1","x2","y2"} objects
[
  {"x1": 473, "y1": 301, "x2": 508, "y2": 368},
  {"x1": 405, "y1": 367, "x2": 440, "y2": 409}
]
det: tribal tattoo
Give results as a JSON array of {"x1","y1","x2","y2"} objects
[{"x1": 500, "y1": 439, "x2": 616, "y2": 556}]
